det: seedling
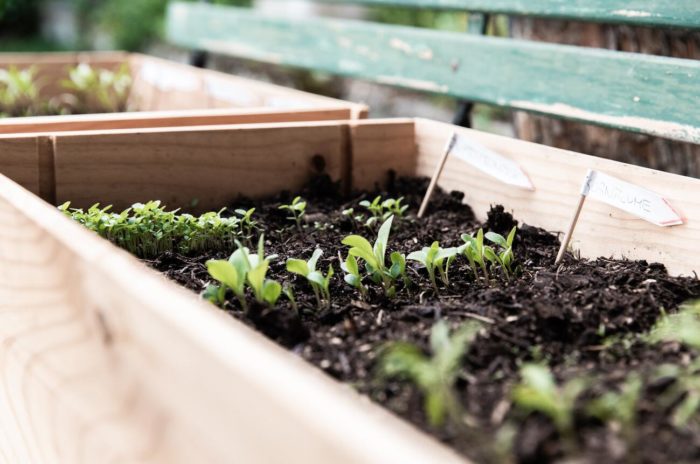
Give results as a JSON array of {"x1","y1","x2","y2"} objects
[
  {"x1": 512, "y1": 363, "x2": 587, "y2": 448},
  {"x1": 339, "y1": 252, "x2": 367, "y2": 298},
  {"x1": 654, "y1": 362, "x2": 700, "y2": 428},
  {"x1": 586, "y1": 374, "x2": 642, "y2": 446},
  {"x1": 61, "y1": 63, "x2": 131, "y2": 113},
  {"x1": 341, "y1": 216, "x2": 402, "y2": 297},
  {"x1": 286, "y1": 248, "x2": 334, "y2": 308},
  {"x1": 378, "y1": 320, "x2": 481, "y2": 427},
  {"x1": 279, "y1": 196, "x2": 307, "y2": 232},
  {"x1": 407, "y1": 241, "x2": 460, "y2": 293},
  {"x1": 649, "y1": 301, "x2": 700, "y2": 350},
  {"x1": 359, "y1": 196, "x2": 409, "y2": 228},
  {"x1": 0, "y1": 66, "x2": 43, "y2": 116},
  {"x1": 60, "y1": 201, "x2": 241, "y2": 258},
  {"x1": 485, "y1": 226, "x2": 517, "y2": 279},
  {"x1": 205, "y1": 236, "x2": 281, "y2": 309},
  {"x1": 283, "y1": 283, "x2": 298, "y2": 314},
  {"x1": 235, "y1": 207, "x2": 259, "y2": 246},
  {"x1": 461, "y1": 229, "x2": 496, "y2": 281}
]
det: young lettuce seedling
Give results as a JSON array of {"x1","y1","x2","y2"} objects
[
  {"x1": 286, "y1": 248, "x2": 334, "y2": 309},
  {"x1": 512, "y1": 364, "x2": 587, "y2": 449},
  {"x1": 341, "y1": 216, "x2": 403, "y2": 297},
  {"x1": 235, "y1": 207, "x2": 258, "y2": 246},
  {"x1": 461, "y1": 229, "x2": 493, "y2": 281},
  {"x1": 586, "y1": 373, "x2": 642, "y2": 446},
  {"x1": 485, "y1": 226, "x2": 517, "y2": 280},
  {"x1": 408, "y1": 241, "x2": 461, "y2": 293},
  {"x1": 378, "y1": 320, "x2": 481, "y2": 427},
  {"x1": 205, "y1": 236, "x2": 281, "y2": 310},
  {"x1": 279, "y1": 196, "x2": 307, "y2": 232},
  {"x1": 359, "y1": 196, "x2": 409, "y2": 228},
  {"x1": 339, "y1": 252, "x2": 367, "y2": 298}
]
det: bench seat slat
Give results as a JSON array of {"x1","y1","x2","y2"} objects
[
  {"x1": 167, "y1": 3, "x2": 700, "y2": 144},
  {"x1": 315, "y1": 0, "x2": 700, "y2": 30}
]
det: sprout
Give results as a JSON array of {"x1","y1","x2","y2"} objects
[
  {"x1": 586, "y1": 374, "x2": 642, "y2": 445},
  {"x1": 378, "y1": 320, "x2": 481, "y2": 427},
  {"x1": 649, "y1": 301, "x2": 700, "y2": 350},
  {"x1": 341, "y1": 216, "x2": 402, "y2": 297},
  {"x1": 407, "y1": 241, "x2": 460, "y2": 293},
  {"x1": 235, "y1": 207, "x2": 258, "y2": 246},
  {"x1": 339, "y1": 252, "x2": 367, "y2": 298},
  {"x1": 286, "y1": 248, "x2": 334, "y2": 309},
  {"x1": 0, "y1": 66, "x2": 42, "y2": 116},
  {"x1": 359, "y1": 196, "x2": 409, "y2": 228},
  {"x1": 279, "y1": 196, "x2": 307, "y2": 232},
  {"x1": 205, "y1": 236, "x2": 281, "y2": 310},
  {"x1": 460, "y1": 229, "x2": 498, "y2": 282},
  {"x1": 60, "y1": 63, "x2": 132, "y2": 113},
  {"x1": 512, "y1": 364, "x2": 587, "y2": 446},
  {"x1": 485, "y1": 226, "x2": 517, "y2": 280}
]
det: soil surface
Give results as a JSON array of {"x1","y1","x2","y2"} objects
[{"x1": 143, "y1": 176, "x2": 700, "y2": 464}]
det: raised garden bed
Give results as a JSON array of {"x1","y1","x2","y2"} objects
[
  {"x1": 1, "y1": 119, "x2": 699, "y2": 463},
  {"x1": 0, "y1": 51, "x2": 365, "y2": 135}
]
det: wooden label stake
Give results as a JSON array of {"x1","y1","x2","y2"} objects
[
  {"x1": 418, "y1": 133, "x2": 457, "y2": 218},
  {"x1": 555, "y1": 169, "x2": 684, "y2": 265}
]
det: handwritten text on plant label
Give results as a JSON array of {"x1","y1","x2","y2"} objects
[
  {"x1": 580, "y1": 170, "x2": 684, "y2": 227},
  {"x1": 450, "y1": 135, "x2": 535, "y2": 190}
]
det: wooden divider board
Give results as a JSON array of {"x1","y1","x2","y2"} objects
[
  {"x1": 413, "y1": 118, "x2": 700, "y2": 276},
  {"x1": 0, "y1": 163, "x2": 467, "y2": 463},
  {"x1": 0, "y1": 137, "x2": 41, "y2": 195},
  {"x1": 0, "y1": 107, "x2": 353, "y2": 135}
]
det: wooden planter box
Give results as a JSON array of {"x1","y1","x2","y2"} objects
[
  {"x1": 0, "y1": 51, "x2": 366, "y2": 135},
  {"x1": 1, "y1": 119, "x2": 698, "y2": 463}
]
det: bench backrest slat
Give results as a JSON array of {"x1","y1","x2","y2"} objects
[
  {"x1": 167, "y1": 3, "x2": 700, "y2": 144},
  {"x1": 314, "y1": 0, "x2": 700, "y2": 30}
]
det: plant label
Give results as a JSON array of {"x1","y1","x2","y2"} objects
[
  {"x1": 581, "y1": 169, "x2": 684, "y2": 227},
  {"x1": 451, "y1": 135, "x2": 535, "y2": 191}
]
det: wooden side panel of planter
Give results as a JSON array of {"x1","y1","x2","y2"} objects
[
  {"x1": 0, "y1": 137, "x2": 41, "y2": 196},
  {"x1": 350, "y1": 119, "x2": 416, "y2": 190},
  {"x1": 52, "y1": 123, "x2": 350, "y2": 212},
  {"x1": 0, "y1": 171, "x2": 466, "y2": 464},
  {"x1": 0, "y1": 107, "x2": 353, "y2": 135},
  {"x1": 129, "y1": 54, "x2": 368, "y2": 118},
  {"x1": 413, "y1": 118, "x2": 700, "y2": 276}
]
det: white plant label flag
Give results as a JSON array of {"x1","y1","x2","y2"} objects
[
  {"x1": 580, "y1": 169, "x2": 684, "y2": 227},
  {"x1": 450, "y1": 134, "x2": 535, "y2": 191}
]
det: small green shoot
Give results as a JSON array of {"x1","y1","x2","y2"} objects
[
  {"x1": 378, "y1": 320, "x2": 481, "y2": 427},
  {"x1": 407, "y1": 241, "x2": 460, "y2": 293},
  {"x1": 235, "y1": 207, "x2": 258, "y2": 246},
  {"x1": 654, "y1": 363, "x2": 700, "y2": 428},
  {"x1": 61, "y1": 63, "x2": 132, "y2": 113},
  {"x1": 341, "y1": 216, "x2": 401, "y2": 297},
  {"x1": 649, "y1": 301, "x2": 700, "y2": 350},
  {"x1": 586, "y1": 374, "x2": 642, "y2": 445},
  {"x1": 512, "y1": 363, "x2": 587, "y2": 448},
  {"x1": 279, "y1": 196, "x2": 307, "y2": 232},
  {"x1": 485, "y1": 226, "x2": 517, "y2": 280},
  {"x1": 359, "y1": 196, "x2": 409, "y2": 228},
  {"x1": 286, "y1": 248, "x2": 334, "y2": 309},
  {"x1": 339, "y1": 252, "x2": 367, "y2": 298}
]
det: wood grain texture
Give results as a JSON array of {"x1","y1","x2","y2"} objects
[
  {"x1": 166, "y1": 3, "x2": 700, "y2": 143},
  {"x1": 0, "y1": 107, "x2": 353, "y2": 134},
  {"x1": 52, "y1": 123, "x2": 349, "y2": 212},
  {"x1": 0, "y1": 137, "x2": 40, "y2": 195},
  {"x1": 350, "y1": 118, "x2": 416, "y2": 190},
  {"x1": 413, "y1": 118, "x2": 700, "y2": 276},
  {"x1": 0, "y1": 172, "x2": 467, "y2": 464},
  {"x1": 314, "y1": 0, "x2": 700, "y2": 30}
]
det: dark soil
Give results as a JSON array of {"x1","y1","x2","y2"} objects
[{"x1": 143, "y1": 176, "x2": 700, "y2": 464}]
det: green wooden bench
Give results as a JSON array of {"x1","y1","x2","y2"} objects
[{"x1": 166, "y1": 1, "x2": 700, "y2": 143}]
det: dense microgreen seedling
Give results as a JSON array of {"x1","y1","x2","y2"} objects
[
  {"x1": 205, "y1": 237, "x2": 281, "y2": 309},
  {"x1": 408, "y1": 241, "x2": 460, "y2": 293},
  {"x1": 512, "y1": 364, "x2": 587, "y2": 447},
  {"x1": 279, "y1": 196, "x2": 307, "y2": 232},
  {"x1": 342, "y1": 216, "x2": 405, "y2": 297},
  {"x1": 61, "y1": 63, "x2": 132, "y2": 113},
  {"x1": 378, "y1": 320, "x2": 481, "y2": 427},
  {"x1": 485, "y1": 226, "x2": 517, "y2": 279},
  {"x1": 286, "y1": 248, "x2": 334, "y2": 308},
  {"x1": 60, "y1": 201, "x2": 242, "y2": 258}
]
